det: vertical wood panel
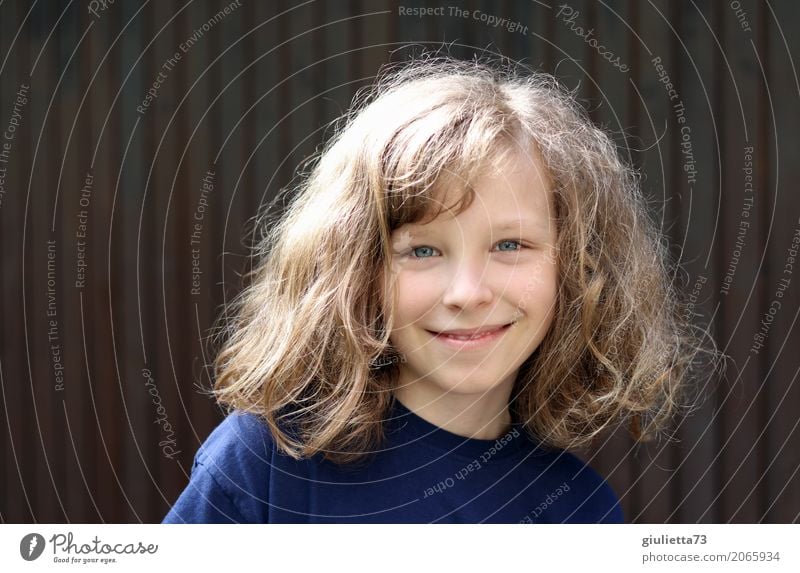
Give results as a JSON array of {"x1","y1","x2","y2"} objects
[
  {"x1": 718, "y1": 0, "x2": 763, "y2": 523},
  {"x1": 667, "y1": 0, "x2": 720, "y2": 525},
  {"x1": 116, "y1": 0, "x2": 151, "y2": 523},
  {"x1": 145, "y1": 11, "x2": 170, "y2": 518},
  {"x1": 30, "y1": 1, "x2": 61, "y2": 522},
  {"x1": 765, "y1": 0, "x2": 800, "y2": 524},
  {"x1": 670, "y1": 0, "x2": 724, "y2": 523},
  {"x1": 58, "y1": 2, "x2": 87, "y2": 524},
  {"x1": 1, "y1": 1, "x2": 32, "y2": 522}
]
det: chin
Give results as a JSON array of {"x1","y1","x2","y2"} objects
[{"x1": 431, "y1": 370, "x2": 512, "y2": 396}]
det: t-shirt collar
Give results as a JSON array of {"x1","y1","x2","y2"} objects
[{"x1": 384, "y1": 397, "x2": 533, "y2": 462}]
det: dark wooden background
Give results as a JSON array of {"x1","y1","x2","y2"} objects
[{"x1": 1, "y1": 0, "x2": 798, "y2": 523}]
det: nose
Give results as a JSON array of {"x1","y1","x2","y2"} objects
[{"x1": 440, "y1": 256, "x2": 493, "y2": 309}]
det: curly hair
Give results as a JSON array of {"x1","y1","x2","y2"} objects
[{"x1": 209, "y1": 53, "x2": 718, "y2": 465}]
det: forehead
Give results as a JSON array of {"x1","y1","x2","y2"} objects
[
  {"x1": 383, "y1": 132, "x2": 555, "y2": 231},
  {"x1": 406, "y1": 145, "x2": 554, "y2": 231}
]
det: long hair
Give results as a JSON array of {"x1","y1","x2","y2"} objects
[{"x1": 210, "y1": 54, "x2": 719, "y2": 465}]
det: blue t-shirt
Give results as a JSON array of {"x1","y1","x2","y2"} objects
[{"x1": 162, "y1": 399, "x2": 624, "y2": 523}]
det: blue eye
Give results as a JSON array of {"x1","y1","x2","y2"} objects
[
  {"x1": 406, "y1": 240, "x2": 524, "y2": 259},
  {"x1": 495, "y1": 240, "x2": 522, "y2": 252},
  {"x1": 410, "y1": 246, "x2": 439, "y2": 258}
]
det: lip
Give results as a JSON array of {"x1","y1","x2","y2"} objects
[
  {"x1": 426, "y1": 322, "x2": 514, "y2": 350},
  {"x1": 432, "y1": 324, "x2": 511, "y2": 336}
]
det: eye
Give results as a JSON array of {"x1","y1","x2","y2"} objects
[
  {"x1": 404, "y1": 240, "x2": 525, "y2": 259},
  {"x1": 409, "y1": 245, "x2": 440, "y2": 258},
  {"x1": 494, "y1": 240, "x2": 523, "y2": 252}
]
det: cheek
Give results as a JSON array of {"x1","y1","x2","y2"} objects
[
  {"x1": 391, "y1": 271, "x2": 440, "y2": 325},
  {"x1": 510, "y1": 262, "x2": 559, "y2": 313}
]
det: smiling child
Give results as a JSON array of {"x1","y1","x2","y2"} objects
[{"x1": 163, "y1": 54, "x2": 708, "y2": 524}]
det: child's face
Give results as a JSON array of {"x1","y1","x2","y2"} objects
[{"x1": 385, "y1": 147, "x2": 559, "y2": 404}]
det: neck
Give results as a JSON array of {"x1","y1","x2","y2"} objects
[{"x1": 393, "y1": 378, "x2": 515, "y2": 440}]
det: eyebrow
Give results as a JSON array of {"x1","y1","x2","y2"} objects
[
  {"x1": 408, "y1": 218, "x2": 550, "y2": 234},
  {"x1": 495, "y1": 219, "x2": 547, "y2": 231}
]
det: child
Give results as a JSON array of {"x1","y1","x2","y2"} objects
[{"x1": 163, "y1": 54, "x2": 709, "y2": 524}]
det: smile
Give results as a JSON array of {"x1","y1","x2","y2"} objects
[{"x1": 426, "y1": 323, "x2": 514, "y2": 349}]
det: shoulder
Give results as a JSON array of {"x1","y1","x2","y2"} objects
[
  {"x1": 162, "y1": 411, "x2": 275, "y2": 524},
  {"x1": 193, "y1": 411, "x2": 276, "y2": 505},
  {"x1": 534, "y1": 445, "x2": 625, "y2": 523},
  {"x1": 195, "y1": 410, "x2": 274, "y2": 468}
]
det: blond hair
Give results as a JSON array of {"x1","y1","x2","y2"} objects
[{"x1": 210, "y1": 54, "x2": 719, "y2": 465}]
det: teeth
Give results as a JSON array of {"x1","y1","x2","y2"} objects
[{"x1": 442, "y1": 325, "x2": 506, "y2": 340}]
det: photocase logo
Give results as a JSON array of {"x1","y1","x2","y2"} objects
[{"x1": 19, "y1": 533, "x2": 45, "y2": 561}]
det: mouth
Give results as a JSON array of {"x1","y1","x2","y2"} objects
[{"x1": 425, "y1": 322, "x2": 516, "y2": 349}]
